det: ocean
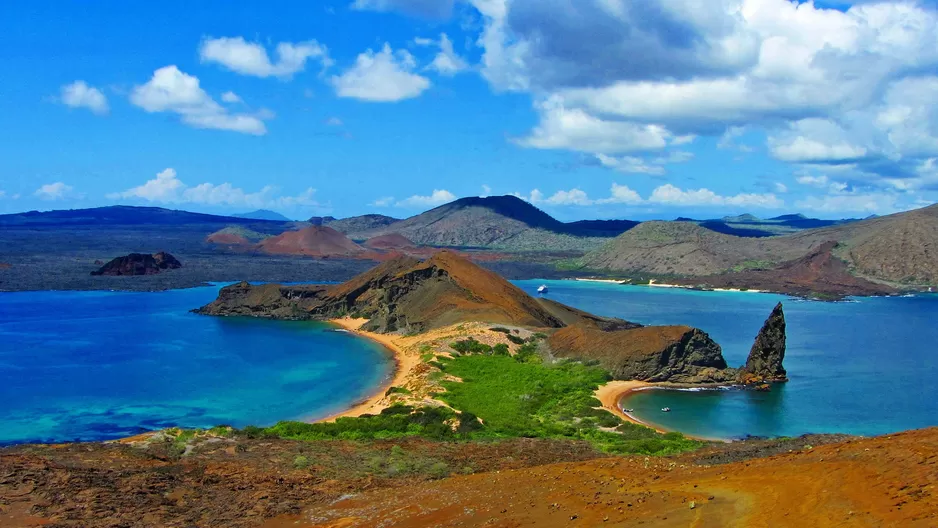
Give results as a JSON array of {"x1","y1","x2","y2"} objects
[
  {"x1": 515, "y1": 280, "x2": 938, "y2": 440},
  {"x1": 0, "y1": 285, "x2": 393, "y2": 445}
]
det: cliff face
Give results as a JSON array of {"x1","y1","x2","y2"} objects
[
  {"x1": 738, "y1": 303, "x2": 788, "y2": 384},
  {"x1": 91, "y1": 252, "x2": 182, "y2": 276},
  {"x1": 549, "y1": 323, "x2": 736, "y2": 384}
]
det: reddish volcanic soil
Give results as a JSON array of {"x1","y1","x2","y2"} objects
[
  {"x1": 294, "y1": 428, "x2": 938, "y2": 527},
  {"x1": 259, "y1": 226, "x2": 364, "y2": 257}
]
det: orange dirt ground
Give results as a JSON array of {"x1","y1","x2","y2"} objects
[{"x1": 276, "y1": 427, "x2": 938, "y2": 527}]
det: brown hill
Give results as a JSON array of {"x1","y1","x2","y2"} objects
[
  {"x1": 200, "y1": 251, "x2": 566, "y2": 332},
  {"x1": 257, "y1": 226, "x2": 364, "y2": 257},
  {"x1": 358, "y1": 196, "x2": 630, "y2": 251},
  {"x1": 363, "y1": 233, "x2": 416, "y2": 250},
  {"x1": 581, "y1": 203, "x2": 938, "y2": 288},
  {"x1": 205, "y1": 226, "x2": 271, "y2": 246},
  {"x1": 673, "y1": 241, "x2": 896, "y2": 298},
  {"x1": 325, "y1": 214, "x2": 399, "y2": 236},
  {"x1": 199, "y1": 252, "x2": 773, "y2": 383}
]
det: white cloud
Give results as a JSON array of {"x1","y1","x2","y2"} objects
[
  {"x1": 332, "y1": 44, "x2": 432, "y2": 102},
  {"x1": 352, "y1": 0, "x2": 455, "y2": 18},
  {"x1": 517, "y1": 96, "x2": 671, "y2": 154},
  {"x1": 371, "y1": 196, "x2": 395, "y2": 207},
  {"x1": 34, "y1": 182, "x2": 78, "y2": 201},
  {"x1": 220, "y1": 91, "x2": 242, "y2": 103},
  {"x1": 521, "y1": 183, "x2": 643, "y2": 206},
  {"x1": 108, "y1": 168, "x2": 321, "y2": 209},
  {"x1": 326, "y1": 117, "x2": 344, "y2": 126},
  {"x1": 130, "y1": 65, "x2": 269, "y2": 135},
  {"x1": 795, "y1": 174, "x2": 830, "y2": 188},
  {"x1": 427, "y1": 33, "x2": 469, "y2": 76},
  {"x1": 466, "y1": 0, "x2": 938, "y2": 187},
  {"x1": 199, "y1": 37, "x2": 331, "y2": 79},
  {"x1": 596, "y1": 154, "x2": 665, "y2": 176},
  {"x1": 396, "y1": 189, "x2": 456, "y2": 207},
  {"x1": 648, "y1": 184, "x2": 783, "y2": 208},
  {"x1": 60, "y1": 81, "x2": 108, "y2": 114},
  {"x1": 481, "y1": 184, "x2": 492, "y2": 197},
  {"x1": 774, "y1": 182, "x2": 788, "y2": 193}
]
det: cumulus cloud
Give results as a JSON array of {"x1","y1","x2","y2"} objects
[
  {"x1": 596, "y1": 151, "x2": 694, "y2": 175},
  {"x1": 130, "y1": 66, "x2": 269, "y2": 135},
  {"x1": 59, "y1": 81, "x2": 108, "y2": 114},
  {"x1": 395, "y1": 189, "x2": 456, "y2": 207},
  {"x1": 465, "y1": 0, "x2": 938, "y2": 187},
  {"x1": 648, "y1": 184, "x2": 783, "y2": 209},
  {"x1": 425, "y1": 33, "x2": 469, "y2": 76},
  {"x1": 332, "y1": 44, "x2": 431, "y2": 102},
  {"x1": 220, "y1": 91, "x2": 242, "y2": 103},
  {"x1": 351, "y1": 0, "x2": 456, "y2": 19},
  {"x1": 107, "y1": 168, "x2": 321, "y2": 209},
  {"x1": 522, "y1": 183, "x2": 644, "y2": 206},
  {"x1": 199, "y1": 37, "x2": 331, "y2": 79},
  {"x1": 795, "y1": 191, "x2": 901, "y2": 215},
  {"x1": 34, "y1": 182, "x2": 79, "y2": 201}
]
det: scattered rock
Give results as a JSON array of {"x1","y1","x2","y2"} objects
[{"x1": 91, "y1": 252, "x2": 182, "y2": 276}]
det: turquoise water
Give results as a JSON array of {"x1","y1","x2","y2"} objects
[
  {"x1": 515, "y1": 280, "x2": 938, "y2": 439},
  {"x1": 0, "y1": 286, "x2": 393, "y2": 445}
]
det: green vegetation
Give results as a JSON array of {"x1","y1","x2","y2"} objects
[
  {"x1": 506, "y1": 334, "x2": 526, "y2": 345},
  {"x1": 293, "y1": 455, "x2": 311, "y2": 469},
  {"x1": 261, "y1": 346, "x2": 699, "y2": 456},
  {"x1": 450, "y1": 337, "x2": 493, "y2": 354},
  {"x1": 385, "y1": 386, "x2": 412, "y2": 396}
]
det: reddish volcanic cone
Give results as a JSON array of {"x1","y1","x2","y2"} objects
[
  {"x1": 364, "y1": 233, "x2": 417, "y2": 251},
  {"x1": 259, "y1": 226, "x2": 365, "y2": 257}
]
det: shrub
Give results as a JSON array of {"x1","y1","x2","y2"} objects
[
  {"x1": 490, "y1": 327, "x2": 512, "y2": 334},
  {"x1": 492, "y1": 343, "x2": 510, "y2": 356},
  {"x1": 506, "y1": 334, "x2": 526, "y2": 345},
  {"x1": 293, "y1": 455, "x2": 311, "y2": 469},
  {"x1": 428, "y1": 462, "x2": 450, "y2": 479},
  {"x1": 451, "y1": 338, "x2": 493, "y2": 355}
]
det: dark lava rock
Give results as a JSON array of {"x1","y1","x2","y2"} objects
[
  {"x1": 91, "y1": 252, "x2": 182, "y2": 276},
  {"x1": 738, "y1": 302, "x2": 787, "y2": 384}
]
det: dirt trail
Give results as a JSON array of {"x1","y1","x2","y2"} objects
[{"x1": 290, "y1": 428, "x2": 938, "y2": 527}]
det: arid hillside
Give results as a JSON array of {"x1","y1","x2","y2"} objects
[
  {"x1": 581, "y1": 203, "x2": 938, "y2": 286},
  {"x1": 258, "y1": 226, "x2": 365, "y2": 258},
  {"x1": 296, "y1": 427, "x2": 938, "y2": 527}
]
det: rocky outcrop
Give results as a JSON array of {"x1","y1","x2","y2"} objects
[
  {"x1": 737, "y1": 303, "x2": 788, "y2": 384},
  {"x1": 549, "y1": 323, "x2": 737, "y2": 384},
  {"x1": 91, "y1": 252, "x2": 181, "y2": 276}
]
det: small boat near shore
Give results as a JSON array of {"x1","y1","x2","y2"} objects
[
  {"x1": 537, "y1": 285, "x2": 548, "y2": 294},
  {"x1": 661, "y1": 407, "x2": 671, "y2": 413}
]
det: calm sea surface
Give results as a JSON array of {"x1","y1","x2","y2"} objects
[
  {"x1": 515, "y1": 280, "x2": 938, "y2": 440},
  {"x1": 0, "y1": 285, "x2": 393, "y2": 445}
]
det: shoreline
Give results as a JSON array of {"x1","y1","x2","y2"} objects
[
  {"x1": 595, "y1": 381, "x2": 731, "y2": 443},
  {"x1": 316, "y1": 318, "x2": 418, "y2": 422}
]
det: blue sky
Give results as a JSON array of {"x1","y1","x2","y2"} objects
[{"x1": 2, "y1": 0, "x2": 938, "y2": 221}]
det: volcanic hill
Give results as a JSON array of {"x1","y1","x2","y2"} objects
[
  {"x1": 199, "y1": 251, "x2": 785, "y2": 384},
  {"x1": 580, "y1": 203, "x2": 938, "y2": 290},
  {"x1": 356, "y1": 195, "x2": 638, "y2": 251},
  {"x1": 91, "y1": 252, "x2": 182, "y2": 276},
  {"x1": 257, "y1": 226, "x2": 364, "y2": 258}
]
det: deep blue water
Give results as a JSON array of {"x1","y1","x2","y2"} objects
[
  {"x1": 0, "y1": 286, "x2": 393, "y2": 445},
  {"x1": 515, "y1": 280, "x2": 938, "y2": 440}
]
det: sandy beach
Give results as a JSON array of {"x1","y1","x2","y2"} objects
[
  {"x1": 594, "y1": 380, "x2": 667, "y2": 433},
  {"x1": 318, "y1": 318, "x2": 421, "y2": 421}
]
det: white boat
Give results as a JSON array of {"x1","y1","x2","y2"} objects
[
  {"x1": 661, "y1": 407, "x2": 671, "y2": 413},
  {"x1": 537, "y1": 285, "x2": 548, "y2": 294}
]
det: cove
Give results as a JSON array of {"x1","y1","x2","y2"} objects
[
  {"x1": 515, "y1": 280, "x2": 938, "y2": 440},
  {"x1": 0, "y1": 285, "x2": 393, "y2": 445}
]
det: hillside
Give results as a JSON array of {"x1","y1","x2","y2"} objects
[
  {"x1": 357, "y1": 196, "x2": 637, "y2": 251},
  {"x1": 581, "y1": 203, "x2": 938, "y2": 287},
  {"x1": 325, "y1": 214, "x2": 400, "y2": 236},
  {"x1": 257, "y1": 226, "x2": 364, "y2": 257}
]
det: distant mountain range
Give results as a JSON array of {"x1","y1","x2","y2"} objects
[
  {"x1": 580, "y1": 204, "x2": 938, "y2": 288},
  {"x1": 231, "y1": 209, "x2": 293, "y2": 222},
  {"x1": 0, "y1": 206, "x2": 290, "y2": 227}
]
